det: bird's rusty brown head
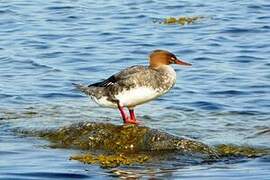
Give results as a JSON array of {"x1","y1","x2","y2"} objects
[{"x1": 149, "y1": 50, "x2": 191, "y2": 69}]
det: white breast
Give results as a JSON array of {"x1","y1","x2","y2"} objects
[{"x1": 115, "y1": 86, "x2": 161, "y2": 108}]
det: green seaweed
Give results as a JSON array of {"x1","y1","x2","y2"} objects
[
  {"x1": 154, "y1": 16, "x2": 204, "y2": 25},
  {"x1": 70, "y1": 153, "x2": 149, "y2": 168},
  {"x1": 215, "y1": 144, "x2": 269, "y2": 158}
]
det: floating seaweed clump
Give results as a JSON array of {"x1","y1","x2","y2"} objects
[
  {"x1": 153, "y1": 16, "x2": 204, "y2": 25},
  {"x1": 215, "y1": 144, "x2": 269, "y2": 158},
  {"x1": 70, "y1": 153, "x2": 149, "y2": 168}
]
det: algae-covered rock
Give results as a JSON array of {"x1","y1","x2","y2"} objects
[
  {"x1": 29, "y1": 122, "x2": 220, "y2": 167},
  {"x1": 38, "y1": 122, "x2": 218, "y2": 159},
  {"x1": 33, "y1": 122, "x2": 220, "y2": 167},
  {"x1": 18, "y1": 122, "x2": 270, "y2": 167}
]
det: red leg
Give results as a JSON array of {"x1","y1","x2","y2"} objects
[
  {"x1": 128, "y1": 109, "x2": 140, "y2": 124},
  {"x1": 117, "y1": 102, "x2": 138, "y2": 124},
  {"x1": 117, "y1": 103, "x2": 129, "y2": 123},
  {"x1": 129, "y1": 109, "x2": 136, "y2": 122},
  {"x1": 129, "y1": 109, "x2": 143, "y2": 125}
]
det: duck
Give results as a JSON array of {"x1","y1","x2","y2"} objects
[{"x1": 74, "y1": 50, "x2": 191, "y2": 124}]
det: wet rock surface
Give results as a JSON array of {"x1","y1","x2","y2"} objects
[
  {"x1": 17, "y1": 122, "x2": 270, "y2": 168},
  {"x1": 38, "y1": 122, "x2": 218, "y2": 156}
]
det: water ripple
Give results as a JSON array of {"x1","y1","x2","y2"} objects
[{"x1": 5, "y1": 172, "x2": 90, "y2": 179}]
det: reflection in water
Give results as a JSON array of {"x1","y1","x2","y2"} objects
[{"x1": 109, "y1": 168, "x2": 178, "y2": 179}]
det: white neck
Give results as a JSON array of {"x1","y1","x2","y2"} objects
[{"x1": 159, "y1": 65, "x2": 176, "y2": 78}]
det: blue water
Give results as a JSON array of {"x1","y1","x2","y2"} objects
[{"x1": 1, "y1": 0, "x2": 270, "y2": 179}]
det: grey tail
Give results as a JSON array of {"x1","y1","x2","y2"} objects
[{"x1": 73, "y1": 83, "x2": 97, "y2": 96}]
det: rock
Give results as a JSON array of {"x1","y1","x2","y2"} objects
[
  {"x1": 39, "y1": 122, "x2": 218, "y2": 157},
  {"x1": 18, "y1": 122, "x2": 269, "y2": 167},
  {"x1": 34, "y1": 122, "x2": 219, "y2": 167}
]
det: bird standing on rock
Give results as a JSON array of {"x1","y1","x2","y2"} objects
[{"x1": 74, "y1": 50, "x2": 191, "y2": 124}]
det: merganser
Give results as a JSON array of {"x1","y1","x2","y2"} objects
[{"x1": 74, "y1": 50, "x2": 191, "y2": 124}]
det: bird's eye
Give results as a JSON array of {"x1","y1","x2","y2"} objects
[{"x1": 170, "y1": 57, "x2": 176, "y2": 63}]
